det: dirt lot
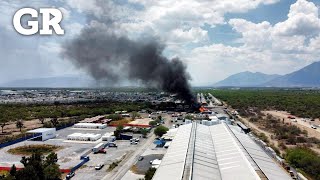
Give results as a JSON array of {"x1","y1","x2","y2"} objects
[
  {"x1": 262, "y1": 110, "x2": 320, "y2": 139},
  {"x1": 237, "y1": 110, "x2": 320, "y2": 155}
]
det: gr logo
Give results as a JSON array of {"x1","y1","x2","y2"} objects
[{"x1": 13, "y1": 8, "x2": 64, "y2": 35}]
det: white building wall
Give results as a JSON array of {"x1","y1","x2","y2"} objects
[{"x1": 41, "y1": 128, "x2": 56, "y2": 141}]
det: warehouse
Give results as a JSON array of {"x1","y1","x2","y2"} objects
[
  {"x1": 67, "y1": 133, "x2": 101, "y2": 141},
  {"x1": 73, "y1": 123, "x2": 107, "y2": 129},
  {"x1": 27, "y1": 128, "x2": 56, "y2": 141},
  {"x1": 152, "y1": 123, "x2": 291, "y2": 180},
  {"x1": 101, "y1": 132, "x2": 116, "y2": 141}
]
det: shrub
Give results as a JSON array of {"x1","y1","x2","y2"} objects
[{"x1": 286, "y1": 147, "x2": 320, "y2": 180}]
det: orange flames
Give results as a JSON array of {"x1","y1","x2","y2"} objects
[{"x1": 199, "y1": 106, "x2": 207, "y2": 112}]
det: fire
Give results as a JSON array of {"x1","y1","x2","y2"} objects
[{"x1": 199, "y1": 106, "x2": 207, "y2": 112}]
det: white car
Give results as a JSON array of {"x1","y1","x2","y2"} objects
[
  {"x1": 95, "y1": 164, "x2": 104, "y2": 170},
  {"x1": 311, "y1": 125, "x2": 317, "y2": 129}
]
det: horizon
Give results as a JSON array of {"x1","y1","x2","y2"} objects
[{"x1": 1, "y1": 0, "x2": 320, "y2": 86}]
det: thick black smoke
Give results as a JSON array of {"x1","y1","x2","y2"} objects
[{"x1": 62, "y1": 13, "x2": 193, "y2": 103}]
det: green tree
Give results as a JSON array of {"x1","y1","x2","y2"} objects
[
  {"x1": 141, "y1": 128, "x2": 148, "y2": 138},
  {"x1": 38, "y1": 117, "x2": 45, "y2": 124},
  {"x1": 50, "y1": 118, "x2": 59, "y2": 127},
  {"x1": 149, "y1": 121, "x2": 157, "y2": 127},
  {"x1": 9, "y1": 164, "x2": 17, "y2": 177},
  {"x1": 114, "y1": 125, "x2": 124, "y2": 139},
  {"x1": 286, "y1": 147, "x2": 320, "y2": 180},
  {"x1": 43, "y1": 164, "x2": 61, "y2": 180},
  {"x1": 44, "y1": 153, "x2": 58, "y2": 167},
  {"x1": 15, "y1": 165, "x2": 39, "y2": 180},
  {"x1": 131, "y1": 111, "x2": 140, "y2": 120},
  {"x1": 16, "y1": 120, "x2": 24, "y2": 132},
  {"x1": 154, "y1": 125, "x2": 169, "y2": 137},
  {"x1": 0, "y1": 119, "x2": 8, "y2": 133},
  {"x1": 9, "y1": 152, "x2": 61, "y2": 180},
  {"x1": 144, "y1": 167, "x2": 156, "y2": 180}
]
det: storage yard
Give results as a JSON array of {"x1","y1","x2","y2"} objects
[{"x1": 0, "y1": 92, "x2": 314, "y2": 180}]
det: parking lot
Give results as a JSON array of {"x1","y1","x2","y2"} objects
[
  {"x1": 0, "y1": 112, "x2": 172, "y2": 180},
  {"x1": 0, "y1": 126, "x2": 116, "y2": 169}
]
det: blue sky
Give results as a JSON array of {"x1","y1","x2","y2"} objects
[{"x1": 1, "y1": 0, "x2": 320, "y2": 86}]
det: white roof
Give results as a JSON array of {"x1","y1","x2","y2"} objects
[
  {"x1": 153, "y1": 124, "x2": 192, "y2": 180},
  {"x1": 230, "y1": 127, "x2": 291, "y2": 180},
  {"x1": 27, "y1": 128, "x2": 56, "y2": 133},
  {"x1": 153, "y1": 123, "x2": 291, "y2": 180}
]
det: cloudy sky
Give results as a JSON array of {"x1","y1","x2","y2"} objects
[{"x1": 1, "y1": 0, "x2": 320, "y2": 86}]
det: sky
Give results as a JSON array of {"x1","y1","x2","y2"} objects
[{"x1": 1, "y1": 0, "x2": 320, "y2": 86}]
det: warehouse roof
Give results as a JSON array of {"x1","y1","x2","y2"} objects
[
  {"x1": 152, "y1": 123, "x2": 291, "y2": 180},
  {"x1": 27, "y1": 128, "x2": 56, "y2": 133}
]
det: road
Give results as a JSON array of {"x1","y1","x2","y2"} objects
[{"x1": 102, "y1": 132, "x2": 156, "y2": 180}]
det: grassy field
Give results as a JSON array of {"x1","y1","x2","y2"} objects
[{"x1": 8, "y1": 144, "x2": 61, "y2": 155}]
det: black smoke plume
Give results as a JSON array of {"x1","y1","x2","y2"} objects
[{"x1": 62, "y1": 11, "x2": 193, "y2": 103}]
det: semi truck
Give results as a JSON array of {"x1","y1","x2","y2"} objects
[{"x1": 92, "y1": 143, "x2": 105, "y2": 153}]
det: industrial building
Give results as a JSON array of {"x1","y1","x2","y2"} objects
[
  {"x1": 27, "y1": 128, "x2": 56, "y2": 141},
  {"x1": 152, "y1": 123, "x2": 291, "y2": 180},
  {"x1": 73, "y1": 123, "x2": 107, "y2": 129},
  {"x1": 67, "y1": 133, "x2": 101, "y2": 141},
  {"x1": 101, "y1": 132, "x2": 116, "y2": 141}
]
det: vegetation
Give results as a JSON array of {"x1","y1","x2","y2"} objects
[
  {"x1": 204, "y1": 89, "x2": 320, "y2": 118},
  {"x1": 286, "y1": 147, "x2": 320, "y2": 180},
  {"x1": 16, "y1": 120, "x2": 24, "y2": 132},
  {"x1": 8, "y1": 145, "x2": 60, "y2": 155},
  {"x1": 109, "y1": 119, "x2": 130, "y2": 126},
  {"x1": 140, "y1": 128, "x2": 148, "y2": 138},
  {"x1": 144, "y1": 167, "x2": 156, "y2": 180},
  {"x1": 107, "y1": 161, "x2": 120, "y2": 172},
  {"x1": 0, "y1": 101, "x2": 149, "y2": 123},
  {"x1": 113, "y1": 125, "x2": 124, "y2": 139},
  {"x1": 131, "y1": 111, "x2": 140, "y2": 120},
  {"x1": 149, "y1": 121, "x2": 157, "y2": 127},
  {"x1": 0, "y1": 152, "x2": 61, "y2": 180},
  {"x1": 154, "y1": 125, "x2": 169, "y2": 137},
  {"x1": 106, "y1": 114, "x2": 123, "y2": 121}
]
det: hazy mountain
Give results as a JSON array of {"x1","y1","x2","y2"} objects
[
  {"x1": 265, "y1": 61, "x2": 320, "y2": 87},
  {"x1": 1, "y1": 76, "x2": 96, "y2": 88},
  {"x1": 214, "y1": 71, "x2": 281, "y2": 87}
]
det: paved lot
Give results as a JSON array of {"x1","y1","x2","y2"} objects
[
  {"x1": 0, "y1": 126, "x2": 116, "y2": 169},
  {"x1": 135, "y1": 154, "x2": 164, "y2": 174},
  {"x1": 73, "y1": 140, "x2": 139, "y2": 180}
]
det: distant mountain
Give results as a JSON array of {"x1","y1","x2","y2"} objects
[
  {"x1": 264, "y1": 61, "x2": 320, "y2": 87},
  {"x1": 1, "y1": 76, "x2": 96, "y2": 88},
  {"x1": 214, "y1": 71, "x2": 281, "y2": 87}
]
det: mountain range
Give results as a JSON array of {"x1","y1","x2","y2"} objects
[
  {"x1": 214, "y1": 61, "x2": 320, "y2": 87},
  {"x1": 0, "y1": 76, "x2": 95, "y2": 88},
  {"x1": 1, "y1": 62, "x2": 319, "y2": 88}
]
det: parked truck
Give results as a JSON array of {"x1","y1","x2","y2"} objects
[{"x1": 92, "y1": 143, "x2": 105, "y2": 153}]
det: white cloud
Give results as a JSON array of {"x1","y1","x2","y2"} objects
[
  {"x1": 181, "y1": 0, "x2": 320, "y2": 85},
  {"x1": 169, "y1": 27, "x2": 208, "y2": 44},
  {"x1": 273, "y1": 0, "x2": 320, "y2": 36}
]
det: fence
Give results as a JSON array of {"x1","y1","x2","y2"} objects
[
  {"x1": 0, "y1": 133, "x2": 41, "y2": 149},
  {"x1": 71, "y1": 156, "x2": 90, "y2": 172},
  {"x1": 0, "y1": 122, "x2": 75, "y2": 149},
  {"x1": 0, "y1": 166, "x2": 71, "y2": 173}
]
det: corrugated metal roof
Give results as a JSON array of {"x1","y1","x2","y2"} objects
[
  {"x1": 27, "y1": 128, "x2": 56, "y2": 133},
  {"x1": 209, "y1": 124, "x2": 260, "y2": 180},
  {"x1": 153, "y1": 122, "x2": 291, "y2": 180},
  {"x1": 230, "y1": 127, "x2": 292, "y2": 180},
  {"x1": 192, "y1": 123, "x2": 221, "y2": 180},
  {"x1": 152, "y1": 124, "x2": 192, "y2": 180}
]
